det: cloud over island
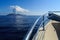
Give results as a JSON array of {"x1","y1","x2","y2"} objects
[{"x1": 10, "y1": 5, "x2": 29, "y2": 13}]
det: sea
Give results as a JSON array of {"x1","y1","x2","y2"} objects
[{"x1": 0, "y1": 14, "x2": 49, "y2": 40}]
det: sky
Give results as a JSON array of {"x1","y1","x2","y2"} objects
[{"x1": 0, "y1": 0, "x2": 60, "y2": 15}]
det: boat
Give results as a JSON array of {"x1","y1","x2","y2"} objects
[{"x1": 32, "y1": 11, "x2": 60, "y2": 40}]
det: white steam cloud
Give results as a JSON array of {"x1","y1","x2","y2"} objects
[{"x1": 10, "y1": 5, "x2": 29, "y2": 13}]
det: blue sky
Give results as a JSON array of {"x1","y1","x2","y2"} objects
[{"x1": 0, "y1": 0, "x2": 60, "y2": 15}]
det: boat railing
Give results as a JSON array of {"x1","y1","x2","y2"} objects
[{"x1": 24, "y1": 13, "x2": 50, "y2": 40}]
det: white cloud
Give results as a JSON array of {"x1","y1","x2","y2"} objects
[{"x1": 10, "y1": 5, "x2": 29, "y2": 13}]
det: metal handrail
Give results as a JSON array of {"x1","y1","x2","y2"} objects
[{"x1": 25, "y1": 13, "x2": 50, "y2": 40}]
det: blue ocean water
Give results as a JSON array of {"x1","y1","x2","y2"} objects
[{"x1": 0, "y1": 14, "x2": 49, "y2": 40}]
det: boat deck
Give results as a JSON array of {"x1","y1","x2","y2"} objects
[{"x1": 35, "y1": 20, "x2": 60, "y2": 40}]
